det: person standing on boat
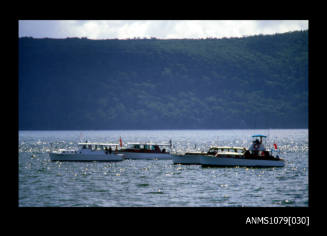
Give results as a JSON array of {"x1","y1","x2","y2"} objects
[
  {"x1": 249, "y1": 139, "x2": 259, "y2": 150},
  {"x1": 248, "y1": 136, "x2": 267, "y2": 157},
  {"x1": 249, "y1": 139, "x2": 266, "y2": 151},
  {"x1": 109, "y1": 146, "x2": 112, "y2": 154}
]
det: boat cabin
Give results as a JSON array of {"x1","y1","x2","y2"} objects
[
  {"x1": 78, "y1": 142, "x2": 120, "y2": 152},
  {"x1": 123, "y1": 142, "x2": 171, "y2": 153},
  {"x1": 207, "y1": 146, "x2": 246, "y2": 155}
]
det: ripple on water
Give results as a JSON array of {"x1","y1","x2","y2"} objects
[
  {"x1": 136, "y1": 183, "x2": 150, "y2": 187},
  {"x1": 145, "y1": 191, "x2": 164, "y2": 194}
]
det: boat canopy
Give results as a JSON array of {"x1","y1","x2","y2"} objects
[{"x1": 252, "y1": 135, "x2": 267, "y2": 138}]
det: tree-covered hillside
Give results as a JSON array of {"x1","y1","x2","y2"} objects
[{"x1": 19, "y1": 31, "x2": 308, "y2": 130}]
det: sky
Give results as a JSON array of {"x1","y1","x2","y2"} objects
[{"x1": 19, "y1": 20, "x2": 308, "y2": 40}]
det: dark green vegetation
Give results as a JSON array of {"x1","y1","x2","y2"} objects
[{"x1": 19, "y1": 31, "x2": 308, "y2": 130}]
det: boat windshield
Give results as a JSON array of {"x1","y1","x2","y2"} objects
[{"x1": 208, "y1": 148, "x2": 218, "y2": 155}]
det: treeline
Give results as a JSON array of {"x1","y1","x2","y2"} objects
[{"x1": 19, "y1": 30, "x2": 308, "y2": 130}]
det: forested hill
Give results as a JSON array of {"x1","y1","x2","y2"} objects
[{"x1": 19, "y1": 30, "x2": 308, "y2": 130}]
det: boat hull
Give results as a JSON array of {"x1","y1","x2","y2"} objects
[
  {"x1": 49, "y1": 153, "x2": 124, "y2": 162},
  {"x1": 200, "y1": 156, "x2": 285, "y2": 167},
  {"x1": 119, "y1": 152, "x2": 172, "y2": 160},
  {"x1": 172, "y1": 154, "x2": 201, "y2": 165}
]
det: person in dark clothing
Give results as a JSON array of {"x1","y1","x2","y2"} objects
[{"x1": 109, "y1": 146, "x2": 112, "y2": 154}]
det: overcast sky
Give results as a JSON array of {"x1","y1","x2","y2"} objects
[{"x1": 19, "y1": 20, "x2": 308, "y2": 39}]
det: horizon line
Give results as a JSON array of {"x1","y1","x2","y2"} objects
[{"x1": 18, "y1": 29, "x2": 308, "y2": 41}]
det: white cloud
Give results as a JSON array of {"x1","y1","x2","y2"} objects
[
  {"x1": 116, "y1": 21, "x2": 151, "y2": 39},
  {"x1": 19, "y1": 20, "x2": 308, "y2": 39}
]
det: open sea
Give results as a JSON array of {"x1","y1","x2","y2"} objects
[{"x1": 18, "y1": 129, "x2": 308, "y2": 207}]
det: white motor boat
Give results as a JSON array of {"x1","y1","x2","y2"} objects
[
  {"x1": 200, "y1": 135, "x2": 285, "y2": 167},
  {"x1": 172, "y1": 146, "x2": 245, "y2": 165},
  {"x1": 49, "y1": 142, "x2": 124, "y2": 162},
  {"x1": 119, "y1": 142, "x2": 173, "y2": 160}
]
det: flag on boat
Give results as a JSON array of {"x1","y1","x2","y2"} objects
[
  {"x1": 119, "y1": 137, "x2": 123, "y2": 147},
  {"x1": 274, "y1": 143, "x2": 278, "y2": 150}
]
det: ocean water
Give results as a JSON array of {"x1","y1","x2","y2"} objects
[{"x1": 18, "y1": 129, "x2": 308, "y2": 207}]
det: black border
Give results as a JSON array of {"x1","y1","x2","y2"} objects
[{"x1": 13, "y1": 6, "x2": 315, "y2": 232}]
